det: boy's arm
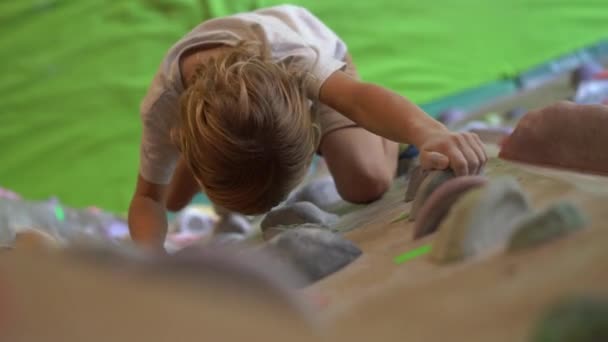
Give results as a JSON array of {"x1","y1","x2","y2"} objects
[
  {"x1": 319, "y1": 71, "x2": 486, "y2": 175},
  {"x1": 128, "y1": 174, "x2": 169, "y2": 251}
]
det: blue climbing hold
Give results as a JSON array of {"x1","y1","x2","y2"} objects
[{"x1": 399, "y1": 145, "x2": 419, "y2": 159}]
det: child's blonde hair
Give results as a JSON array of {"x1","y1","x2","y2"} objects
[{"x1": 174, "y1": 42, "x2": 320, "y2": 215}]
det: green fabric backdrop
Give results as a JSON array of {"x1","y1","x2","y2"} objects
[{"x1": 1, "y1": 0, "x2": 607, "y2": 213}]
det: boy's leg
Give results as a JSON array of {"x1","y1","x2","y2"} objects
[
  {"x1": 315, "y1": 53, "x2": 398, "y2": 204},
  {"x1": 166, "y1": 157, "x2": 200, "y2": 212},
  {"x1": 319, "y1": 127, "x2": 398, "y2": 203}
]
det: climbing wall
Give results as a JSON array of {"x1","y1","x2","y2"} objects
[
  {"x1": 296, "y1": 60, "x2": 608, "y2": 341},
  {"x1": 306, "y1": 148, "x2": 608, "y2": 341},
  {"x1": 2, "y1": 54, "x2": 608, "y2": 342}
]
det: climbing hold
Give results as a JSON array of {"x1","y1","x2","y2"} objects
[
  {"x1": 177, "y1": 206, "x2": 217, "y2": 237},
  {"x1": 397, "y1": 145, "x2": 420, "y2": 177},
  {"x1": 438, "y1": 108, "x2": 466, "y2": 126},
  {"x1": 431, "y1": 177, "x2": 531, "y2": 264},
  {"x1": 13, "y1": 229, "x2": 61, "y2": 251},
  {"x1": 483, "y1": 112, "x2": 503, "y2": 126},
  {"x1": 571, "y1": 60, "x2": 605, "y2": 87},
  {"x1": 215, "y1": 213, "x2": 255, "y2": 237},
  {"x1": 405, "y1": 165, "x2": 429, "y2": 202},
  {"x1": 168, "y1": 243, "x2": 309, "y2": 292},
  {"x1": 409, "y1": 169, "x2": 456, "y2": 222},
  {"x1": 531, "y1": 296, "x2": 608, "y2": 342},
  {"x1": 268, "y1": 226, "x2": 362, "y2": 284},
  {"x1": 507, "y1": 201, "x2": 588, "y2": 252},
  {"x1": 212, "y1": 232, "x2": 248, "y2": 246},
  {"x1": 284, "y1": 176, "x2": 342, "y2": 212},
  {"x1": 574, "y1": 80, "x2": 608, "y2": 105},
  {"x1": 499, "y1": 102, "x2": 608, "y2": 175},
  {"x1": 261, "y1": 202, "x2": 339, "y2": 241},
  {"x1": 399, "y1": 144, "x2": 420, "y2": 159},
  {"x1": 504, "y1": 107, "x2": 528, "y2": 121},
  {"x1": 413, "y1": 175, "x2": 487, "y2": 239}
]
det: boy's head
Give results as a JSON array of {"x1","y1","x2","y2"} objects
[{"x1": 174, "y1": 42, "x2": 320, "y2": 215}]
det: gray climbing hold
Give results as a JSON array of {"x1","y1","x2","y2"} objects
[
  {"x1": 531, "y1": 296, "x2": 608, "y2": 342},
  {"x1": 438, "y1": 108, "x2": 466, "y2": 126},
  {"x1": 177, "y1": 206, "x2": 215, "y2": 236},
  {"x1": 268, "y1": 226, "x2": 362, "y2": 284},
  {"x1": 215, "y1": 213, "x2": 255, "y2": 237},
  {"x1": 431, "y1": 177, "x2": 531, "y2": 264},
  {"x1": 263, "y1": 222, "x2": 334, "y2": 242},
  {"x1": 508, "y1": 201, "x2": 588, "y2": 252},
  {"x1": 285, "y1": 176, "x2": 342, "y2": 212},
  {"x1": 505, "y1": 107, "x2": 528, "y2": 121},
  {"x1": 405, "y1": 165, "x2": 429, "y2": 202},
  {"x1": 409, "y1": 169, "x2": 455, "y2": 221},
  {"x1": 261, "y1": 202, "x2": 339, "y2": 241},
  {"x1": 212, "y1": 232, "x2": 248, "y2": 246},
  {"x1": 167, "y1": 243, "x2": 308, "y2": 291}
]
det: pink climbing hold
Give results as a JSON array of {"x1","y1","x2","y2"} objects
[
  {"x1": 409, "y1": 170, "x2": 456, "y2": 222},
  {"x1": 413, "y1": 176, "x2": 488, "y2": 239},
  {"x1": 499, "y1": 102, "x2": 608, "y2": 175},
  {"x1": 571, "y1": 61, "x2": 605, "y2": 87},
  {"x1": 595, "y1": 70, "x2": 608, "y2": 80},
  {"x1": 86, "y1": 206, "x2": 103, "y2": 214},
  {"x1": 0, "y1": 188, "x2": 21, "y2": 200}
]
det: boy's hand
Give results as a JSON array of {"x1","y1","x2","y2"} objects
[
  {"x1": 417, "y1": 130, "x2": 487, "y2": 176},
  {"x1": 320, "y1": 71, "x2": 488, "y2": 175},
  {"x1": 128, "y1": 174, "x2": 170, "y2": 250}
]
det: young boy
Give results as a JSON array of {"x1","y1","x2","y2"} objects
[{"x1": 129, "y1": 5, "x2": 487, "y2": 250}]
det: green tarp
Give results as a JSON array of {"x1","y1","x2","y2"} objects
[{"x1": 2, "y1": 0, "x2": 607, "y2": 213}]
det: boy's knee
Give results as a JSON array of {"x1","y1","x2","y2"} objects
[{"x1": 336, "y1": 166, "x2": 392, "y2": 204}]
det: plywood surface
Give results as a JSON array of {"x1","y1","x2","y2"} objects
[{"x1": 304, "y1": 146, "x2": 608, "y2": 341}]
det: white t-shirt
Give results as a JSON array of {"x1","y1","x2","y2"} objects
[{"x1": 139, "y1": 5, "x2": 348, "y2": 185}]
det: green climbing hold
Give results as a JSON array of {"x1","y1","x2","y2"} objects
[
  {"x1": 483, "y1": 112, "x2": 503, "y2": 126},
  {"x1": 508, "y1": 201, "x2": 587, "y2": 252},
  {"x1": 394, "y1": 244, "x2": 431, "y2": 265},
  {"x1": 391, "y1": 212, "x2": 410, "y2": 223},
  {"x1": 531, "y1": 296, "x2": 608, "y2": 342},
  {"x1": 54, "y1": 205, "x2": 65, "y2": 222}
]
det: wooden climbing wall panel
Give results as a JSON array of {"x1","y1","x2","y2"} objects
[
  {"x1": 302, "y1": 69, "x2": 608, "y2": 339},
  {"x1": 303, "y1": 148, "x2": 608, "y2": 341}
]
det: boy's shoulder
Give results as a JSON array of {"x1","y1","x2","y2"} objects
[
  {"x1": 140, "y1": 70, "x2": 179, "y2": 123},
  {"x1": 252, "y1": 4, "x2": 314, "y2": 17}
]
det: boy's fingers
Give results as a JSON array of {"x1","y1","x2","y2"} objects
[
  {"x1": 475, "y1": 134, "x2": 489, "y2": 164},
  {"x1": 464, "y1": 133, "x2": 485, "y2": 174},
  {"x1": 420, "y1": 151, "x2": 449, "y2": 171},
  {"x1": 448, "y1": 147, "x2": 469, "y2": 176},
  {"x1": 455, "y1": 135, "x2": 479, "y2": 175},
  {"x1": 471, "y1": 133, "x2": 487, "y2": 162}
]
